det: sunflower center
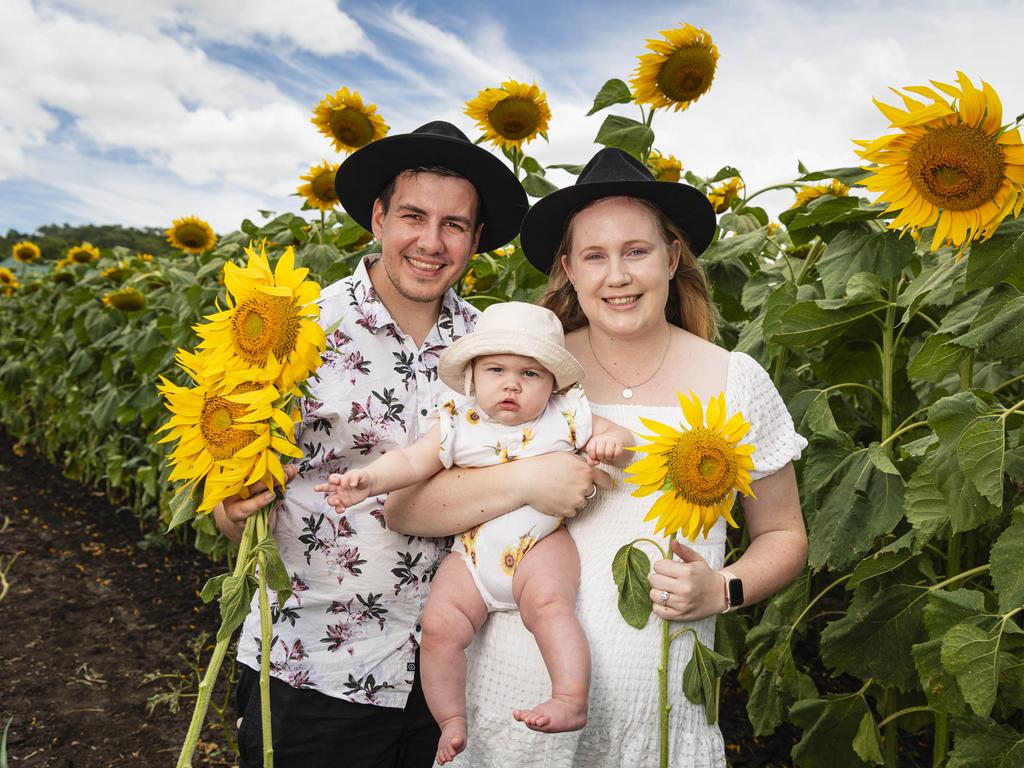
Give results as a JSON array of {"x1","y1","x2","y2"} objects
[
  {"x1": 906, "y1": 123, "x2": 1006, "y2": 211},
  {"x1": 312, "y1": 171, "x2": 338, "y2": 203},
  {"x1": 199, "y1": 383, "x2": 261, "y2": 460},
  {"x1": 108, "y1": 290, "x2": 146, "y2": 311},
  {"x1": 175, "y1": 223, "x2": 212, "y2": 250},
  {"x1": 230, "y1": 294, "x2": 301, "y2": 366},
  {"x1": 329, "y1": 107, "x2": 375, "y2": 148},
  {"x1": 488, "y1": 96, "x2": 541, "y2": 140},
  {"x1": 71, "y1": 250, "x2": 93, "y2": 264},
  {"x1": 656, "y1": 46, "x2": 716, "y2": 103},
  {"x1": 666, "y1": 428, "x2": 738, "y2": 506}
]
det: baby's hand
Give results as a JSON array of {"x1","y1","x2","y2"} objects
[
  {"x1": 586, "y1": 435, "x2": 627, "y2": 466},
  {"x1": 313, "y1": 470, "x2": 372, "y2": 511}
]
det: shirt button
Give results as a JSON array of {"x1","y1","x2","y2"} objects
[{"x1": 420, "y1": 409, "x2": 428, "y2": 416}]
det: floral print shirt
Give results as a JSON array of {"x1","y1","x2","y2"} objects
[{"x1": 236, "y1": 254, "x2": 477, "y2": 708}]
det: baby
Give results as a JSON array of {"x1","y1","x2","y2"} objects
[{"x1": 315, "y1": 302, "x2": 633, "y2": 764}]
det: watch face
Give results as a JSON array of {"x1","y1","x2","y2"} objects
[{"x1": 727, "y1": 578, "x2": 744, "y2": 607}]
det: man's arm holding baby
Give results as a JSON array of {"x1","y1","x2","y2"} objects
[{"x1": 584, "y1": 415, "x2": 635, "y2": 467}]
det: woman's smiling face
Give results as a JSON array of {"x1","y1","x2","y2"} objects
[{"x1": 561, "y1": 196, "x2": 679, "y2": 338}]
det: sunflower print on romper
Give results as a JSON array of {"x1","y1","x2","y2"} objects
[
  {"x1": 562, "y1": 408, "x2": 578, "y2": 445},
  {"x1": 521, "y1": 426, "x2": 534, "y2": 448},
  {"x1": 465, "y1": 408, "x2": 481, "y2": 425},
  {"x1": 460, "y1": 524, "x2": 484, "y2": 567},
  {"x1": 499, "y1": 533, "x2": 538, "y2": 577},
  {"x1": 442, "y1": 399, "x2": 457, "y2": 417}
]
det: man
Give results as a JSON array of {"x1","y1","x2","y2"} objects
[{"x1": 215, "y1": 121, "x2": 603, "y2": 768}]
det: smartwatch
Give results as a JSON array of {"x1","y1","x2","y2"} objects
[{"x1": 719, "y1": 569, "x2": 744, "y2": 613}]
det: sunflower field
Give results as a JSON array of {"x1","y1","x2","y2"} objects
[{"x1": 2, "y1": 21, "x2": 1024, "y2": 768}]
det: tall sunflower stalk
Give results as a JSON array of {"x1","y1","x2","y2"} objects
[
  {"x1": 615, "y1": 392, "x2": 755, "y2": 768},
  {"x1": 157, "y1": 242, "x2": 325, "y2": 767}
]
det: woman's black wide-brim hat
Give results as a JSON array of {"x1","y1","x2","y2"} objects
[
  {"x1": 520, "y1": 147, "x2": 716, "y2": 273},
  {"x1": 334, "y1": 120, "x2": 528, "y2": 253}
]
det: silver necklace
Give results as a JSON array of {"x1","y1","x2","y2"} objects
[{"x1": 586, "y1": 327, "x2": 671, "y2": 399}]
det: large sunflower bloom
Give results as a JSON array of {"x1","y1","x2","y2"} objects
[
  {"x1": 167, "y1": 216, "x2": 217, "y2": 254},
  {"x1": 194, "y1": 242, "x2": 325, "y2": 394},
  {"x1": 157, "y1": 350, "x2": 302, "y2": 513},
  {"x1": 790, "y1": 180, "x2": 850, "y2": 209},
  {"x1": 626, "y1": 392, "x2": 756, "y2": 540},
  {"x1": 68, "y1": 243, "x2": 101, "y2": 264},
  {"x1": 648, "y1": 150, "x2": 683, "y2": 182},
  {"x1": 311, "y1": 87, "x2": 388, "y2": 154},
  {"x1": 707, "y1": 177, "x2": 744, "y2": 214},
  {"x1": 631, "y1": 23, "x2": 719, "y2": 113},
  {"x1": 12, "y1": 241, "x2": 41, "y2": 264},
  {"x1": 297, "y1": 161, "x2": 340, "y2": 211},
  {"x1": 0, "y1": 267, "x2": 19, "y2": 296},
  {"x1": 465, "y1": 79, "x2": 551, "y2": 152},
  {"x1": 855, "y1": 72, "x2": 1024, "y2": 253}
]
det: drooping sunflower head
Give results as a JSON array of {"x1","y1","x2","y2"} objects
[
  {"x1": 136, "y1": 252, "x2": 154, "y2": 263},
  {"x1": 707, "y1": 177, "x2": 744, "y2": 213},
  {"x1": 855, "y1": 71, "x2": 1024, "y2": 254},
  {"x1": 0, "y1": 267, "x2": 19, "y2": 296},
  {"x1": 297, "y1": 160, "x2": 340, "y2": 211},
  {"x1": 311, "y1": 87, "x2": 389, "y2": 154},
  {"x1": 166, "y1": 216, "x2": 217, "y2": 254},
  {"x1": 626, "y1": 392, "x2": 756, "y2": 540},
  {"x1": 465, "y1": 79, "x2": 552, "y2": 151},
  {"x1": 194, "y1": 242, "x2": 325, "y2": 394},
  {"x1": 102, "y1": 287, "x2": 147, "y2": 312},
  {"x1": 648, "y1": 150, "x2": 683, "y2": 182},
  {"x1": 68, "y1": 243, "x2": 101, "y2": 264},
  {"x1": 101, "y1": 260, "x2": 132, "y2": 282},
  {"x1": 631, "y1": 23, "x2": 719, "y2": 113},
  {"x1": 790, "y1": 180, "x2": 851, "y2": 209},
  {"x1": 12, "y1": 241, "x2": 41, "y2": 263}
]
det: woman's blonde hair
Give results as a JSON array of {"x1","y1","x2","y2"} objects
[{"x1": 539, "y1": 197, "x2": 718, "y2": 340}]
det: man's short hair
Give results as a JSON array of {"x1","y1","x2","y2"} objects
[{"x1": 377, "y1": 166, "x2": 484, "y2": 230}]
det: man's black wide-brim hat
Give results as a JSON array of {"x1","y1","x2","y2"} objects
[
  {"x1": 520, "y1": 147, "x2": 716, "y2": 274},
  {"x1": 334, "y1": 121, "x2": 528, "y2": 253}
]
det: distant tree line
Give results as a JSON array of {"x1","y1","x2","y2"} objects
[{"x1": 2, "y1": 224, "x2": 174, "y2": 264}]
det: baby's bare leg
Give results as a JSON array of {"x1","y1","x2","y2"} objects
[
  {"x1": 420, "y1": 554, "x2": 488, "y2": 765},
  {"x1": 511, "y1": 526, "x2": 589, "y2": 733}
]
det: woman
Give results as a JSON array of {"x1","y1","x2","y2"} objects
[{"x1": 445, "y1": 148, "x2": 808, "y2": 767}]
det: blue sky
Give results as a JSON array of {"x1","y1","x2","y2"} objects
[{"x1": 2, "y1": 0, "x2": 1023, "y2": 236}]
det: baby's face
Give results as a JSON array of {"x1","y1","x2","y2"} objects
[{"x1": 472, "y1": 354, "x2": 555, "y2": 426}]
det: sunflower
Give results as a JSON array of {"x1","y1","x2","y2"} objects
[
  {"x1": 790, "y1": 180, "x2": 851, "y2": 209},
  {"x1": 465, "y1": 79, "x2": 551, "y2": 151},
  {"x1": 68, "y1": 243, "x2": 101, "y2": 264},
  {"x1": 101, "y1": 260, "x2": 132, "y2": 282},
  {"x1": 102, "y1": 287, "x2": 147, "y2": 312},
  {"x1": 12, "y1": 241, "x2": 41, "y2": 264},
  {"x1": 648, "y1": 150, "x2": 683, "y2": 182},
  {"x1": 855, "y1": 72, "x2": 1024, "y2": 253},
  {"x1": 166, "y1": 216, "x2": 217, "y2": 254},
  {"x1": 626, "y1": 392, "x2": 756, "y2": 540},
  {"x1": 707, "y1": 177, "x2": 744, "y2": 213},
  {"x1": 631, "y1": 23, "x2": 719, "y2": 113},
  {"x1": 0, "y1": 267, "x2": 19, "y2": 296},
  {"x1": 157, "y1": 350, "x2": 302, "y2": 513},
  {"x1": 311, "y1": 87, "x2": 388, "y2": 154},
  {"x1": 297, "y1": 161, "x2": 340, "y2": 211},
  {"x1": 193, "y1": 242, "x2": 325, "y2": 394},
  {"x1": 465, "y1": 408, "x2": 481, "y2": 425},
  {"x1": 137, "y1": 252, "x2": 154, "y2": 263}
]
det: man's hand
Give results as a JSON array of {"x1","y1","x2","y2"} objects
[
  {"x1": 313, "y1": 470, "x2": 372, "y2": 511},
  {"x1": 214, "y1": 464, "x2": 299, "y2": 543}
]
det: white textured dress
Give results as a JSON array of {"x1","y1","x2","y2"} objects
[{"x1": 449, "y1": 352, "x2": 807, "y2": 768}]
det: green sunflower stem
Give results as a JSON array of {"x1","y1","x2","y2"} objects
[
  {"x1": 658, "y1": 530, "x2": 676, "y2": 768},
  {"x1": 883, "y1": 688, "x2": 899, "y2": 768},
  {"x1": 257, "y1": 509, "x2": 275, "y2": 767},
  {"x1": 880, "y1": 277, "x2": 898, "y2": 450},
  {"x1": 175, "y1": 514, "x2": 256, "y2": 768},
  {"x1": 319, "y1": 210, "x2": 326, "y2": 246}
]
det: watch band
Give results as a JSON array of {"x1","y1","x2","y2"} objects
[{"x1": 718, "y1": 569, "x2": 741, "y2": 613}]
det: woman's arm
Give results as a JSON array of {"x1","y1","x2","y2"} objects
[
  {"x1": 648, "y1": 462, "x2": 806, "y2": 621},
  {"x1": 383, "y1": 450, "x2": 612, "y2": 537}
]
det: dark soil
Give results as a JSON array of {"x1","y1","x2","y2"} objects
[{"x1": 0, "y1": 434, "x2": 801, "y2": 767}]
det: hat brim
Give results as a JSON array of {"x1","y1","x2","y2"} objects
[
  {"x1": 335, "y1": 133, "x2": 529, "y2": 254},
  {"x1": 520, "y1": 179, "x2": 716, "y2": 274},
  {"x1": 438, "y1": 331, "x2": 585, "y2": 394}
]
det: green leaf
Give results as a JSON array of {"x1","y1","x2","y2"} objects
[
  {"x1": 908, "y1": 333, "x2": 969, "y2": 382},
  {"x1": 546, "y1": 163, "x2": 586, "y2": 175},
  {"x1": 593, "y1": 115, "x2": 654, "y2": 158},
  {"x1": 199, "y1": 573, "x2": 228, "y2": 603},
  {"x1": 852, "y1": 712, "x2": 885, "y2": 765},
  {"x1": 774, "y1": 298, "x2": 887, "y2": 349},
  {"x1": 706, "y1": 165, "x2": 742, "y2": 184},
  {"x1": 586, "y1": 78, "x2": 633, "y2": 115},
  {"x1": 166, "y1": 486, "x2": 197, "y2": 532},
  {"x1": 681, "y1": 635, "x2": 735, "y2": 724},
  {"x1": 820, "y1": 583, "x2": 927, "y2": 692},
  {"x1": 954, "y1": 292, "x2": 1024, "y2": 355},
  {"x1": 521, "y1": 172, "x2": 559, "y2": 199},
  {"x1": 611, "y1": 543, "x2": 652, "y2": 629},
  {"x1": 788, "y1": 389, "x2": 840, "y2": 437},
  {"x1": 779, "y1": 196, "x2": 885, "y2": 232},
  {"x1": 817, "y1": 229, "x2": 915, "y2": 299},
  {"x1": 966, "y1": 218, "x2": 1024, "y2": 290},
  {"x1": 217, "y1": 573, "x2": 255, "y2": 641},
  {"x1": 797, "y1": 166, "x2": 873, "y2": 185},
  {"x1": 848, "y1": 548, "x2": 918, "y2": 589},
  {"x1": 923, "y1": 588, "x2": 987, "y2": 639},
  {"x1": 253, "y1": 536, "x2": 293, "y2": 606},
  {"x1": 942, "y1": 622, "x2": 1004, "y2": 717},
  {"x1": 702, "y1": 228, "x2": 768, "y2": 264},
  {"x1": 957, "y1": 416, "x2": 1006, "y2": 506},
  {"x1": 991, "y1": 513, "x2": 1024, "y2": 613},
  {"x1": 947, "y1": 717, "x2": 1024, "y2": 768},
  {"x1": 790, "y1": 693, "x2": 875, "y2": 768},
  {"x1": 913, "y1": 638, "x2": 971, "y2": 715}
]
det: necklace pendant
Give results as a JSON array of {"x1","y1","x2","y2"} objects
[{"x1": 622, "y1": 388, "x2": 633, "y2": 399}]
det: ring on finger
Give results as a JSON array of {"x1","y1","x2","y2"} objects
[
  {"x1": 659, "y1": 590, "x2": 669, "y2": 605},
  {"x1": 585, "y1": 484, "x2": 598, "y2": 500}
]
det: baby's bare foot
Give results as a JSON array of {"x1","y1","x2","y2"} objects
[
  {"x1": 436, "y1": 716, "x2": 468, "y2": 765},
  {"x1": 513, "y1": 694, "x2": 587, "y2": 733}
]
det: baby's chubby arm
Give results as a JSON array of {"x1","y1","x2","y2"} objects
[
  {"x1": 584, "y1": 415, "x2": 635, "y2": 467},
  {"x1": 313, "y1": 424, "x2": 444, "y2": 511}
]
